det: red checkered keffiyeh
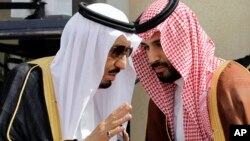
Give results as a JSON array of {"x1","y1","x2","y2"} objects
[{"x1": 132, "y1": 0, "x2": 224, "y2": 140}]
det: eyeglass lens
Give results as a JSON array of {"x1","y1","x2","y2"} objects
[{"x1": 110, "y1": 45, "x2": 133, "y2": 58}]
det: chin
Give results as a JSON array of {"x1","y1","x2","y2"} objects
[
  {"x1": 158, "y1": 74, "x2": 181, "y2": 83},
  {"x1": 99, "y1": 81, "x2": 112, "y2": 89}
]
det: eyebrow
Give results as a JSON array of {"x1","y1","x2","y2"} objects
[
  {"x1": 152, "y1": 39, "x2": 160, "y2": 45},
  {"x1": 140, "y1": 42, "x2": 147, "y2": 46},
  {"x1": 140, "y1": 39, "x2": 160, "y2": 46},
  {"x1": 113, "y1": 45, "x2": 131, "y2": 48}
]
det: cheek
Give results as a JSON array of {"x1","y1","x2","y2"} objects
[
  {"x1": 145, "y1": 50, "x2": 153, "y2": 60},
  {"x1": 159, "y1": 49, "x2": 166, "y2": 57},
  {"x1": 104, "y1": 59, "x2": 114, "y2": 72},
  {"x1": 145, "y1": 50, "x2": 150, "y2": 57},
  {"x1": 159, "y1": 51, "x2": 169, "y2": 61}
]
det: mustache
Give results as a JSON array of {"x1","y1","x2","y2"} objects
[
  {"x1": 150, "y1": 60, "x2": 168, "y2": 68},
  {"x1": 109, "y1": 67, "x2": 120, "y2": 73}
]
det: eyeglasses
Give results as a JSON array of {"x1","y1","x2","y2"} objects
[{"x1": 109, "y1": 45, "x2": 133, "y2": 59}]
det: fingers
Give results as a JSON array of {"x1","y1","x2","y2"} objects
[
  {"x1": 88, "y1": 103, "x2": 132, "y2": 141},
  {"x1": 106, "y1": 125, "x2": 124, "y2": 138},
  {"x1": 106, "y1": 103, "x2": 132, "y2": 129},
  {"x1": 109, "y1": 103, "x2": 132, "y2": 120},
  {"x1": 115, "y1": 103, "x2": 132, "y2": 118},
  {"x1": 123, "y1": 130, "x2": 129, "y2": 141},
  {"x1": 112, "y1": 113, "x2": 132, "y2": 129},
  {"x1": 103, "y1": 103, "x2": 132, "y2": 139},
  {"x1": 107, "y1": 127, "x2": 130, "y2": 141}
]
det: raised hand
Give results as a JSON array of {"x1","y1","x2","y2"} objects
[{"x1": 84, "y1": 103, "x2": 132, "y2": 141}]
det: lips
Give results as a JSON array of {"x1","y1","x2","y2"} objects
[
  {"x1": 107, "y1": 73, "x2": 117, "y2": 80},
  {"x1": 153, "y1": 66, "x2": 166, "y2": 73}
]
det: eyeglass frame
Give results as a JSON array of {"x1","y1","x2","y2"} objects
[{"x1": 109, "y1": 45, "x2": 133, "y2": 59}]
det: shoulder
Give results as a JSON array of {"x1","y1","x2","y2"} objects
[
  {"x1": 219, "y1": 61, "x2": 250, "y2": 83},
  {"x1": 6, "y1": 63, "x2": 42, "y2": 83},
  {"x1": 0, "y1": 63, "x2": 43, "y2": 99},
  {"x1": 217, "y1": 61, "x2": 250, "y2": 91},
  {"x1": 0, "y1": 63, "x2": 43, "y2": 113}
]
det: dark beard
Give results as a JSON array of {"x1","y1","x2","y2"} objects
[
  {"x1": 156, "y1": 72, "x2": 180, "y2": 83},
  {"x1": 151, "y1": 61, "x2": 181, "y2": 83},
  {"x1": 99, "y1": 81, "x2": 112, "y2": 89}
]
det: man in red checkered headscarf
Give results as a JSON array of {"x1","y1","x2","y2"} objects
[{"x1": 132, "y1": 0, "x2": 250, "y2": 140}]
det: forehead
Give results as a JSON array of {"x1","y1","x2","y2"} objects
[
  {"x1": 142, "y1": 31, "x2": 160, "y2": 45},
  {"x1": 113, "y1": 35, "x2": 131, "y2": 46}
]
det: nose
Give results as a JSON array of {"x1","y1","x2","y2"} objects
[
  {"x1": 147, "y1": 48, "x2": 161, "y2": 64},
  {"x1": 115, "y1": 55, "x2": 127, "y2": 70}
]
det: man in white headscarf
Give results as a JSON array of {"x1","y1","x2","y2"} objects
[
  {"x1": 132, "y1": 0, "x2": 250, "y2": 141},
  {"x1": 0, "y1": 2, "x2": 141, "y2": 141}
]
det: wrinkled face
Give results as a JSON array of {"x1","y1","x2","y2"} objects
[
  {"x1": 140, "y1": 31, "x2": 181, "y2": 83},
  {"x1": 99, "y1": 35, "x2": 132, "y2": 88}
]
